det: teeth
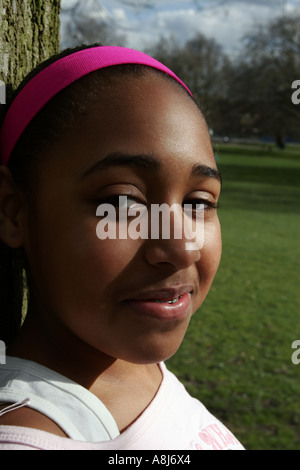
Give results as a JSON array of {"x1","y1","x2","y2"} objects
[{"x1": 153, "y1": 295, "x2": 182, "y2": 304}]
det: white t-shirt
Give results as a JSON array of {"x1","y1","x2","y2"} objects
[{"x1": 0, "y1": 357, "x2": 244, "y2": 450}]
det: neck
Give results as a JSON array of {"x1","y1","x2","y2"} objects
[
  {"x1": 8, "y1": 310, "x2": 163, "y2": 432},
  {"x1": 8, "y1": 308, "x2": 162, "y2": 392}
]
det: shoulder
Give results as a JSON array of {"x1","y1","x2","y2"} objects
[{"x1": 0, "y1": 404, "x2": 68, "y2": 437}]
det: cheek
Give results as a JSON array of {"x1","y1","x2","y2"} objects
[
  {"x1": 197, "y1": 219, "x2": 222, "y2": 292},
  {"x1": 75, "y1": 236, "x2": 137, "y2": 287},
  {"x1": 26, "y1": 204, "x2": 138, "y2": 309}
]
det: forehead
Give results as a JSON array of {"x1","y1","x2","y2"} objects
[
  {"x1": 98, "y1": 70, "x2": 202, "y2": 129},
  {"x1": 42, "y1": 71, "x2": 216, "y2": 177}
]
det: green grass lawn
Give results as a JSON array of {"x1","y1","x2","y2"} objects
[{"x1": 166, "y1": 143, "x2": 300, "y2": 450}]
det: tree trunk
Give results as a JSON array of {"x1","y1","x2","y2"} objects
[{"x1": 0, "y1": 0, "x2": 61, "y2": 112}]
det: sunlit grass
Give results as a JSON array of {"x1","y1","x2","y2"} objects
[{"x1": 167, "y1": 143, "x2": 300, "y2": 450}]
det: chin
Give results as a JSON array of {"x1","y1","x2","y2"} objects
[{"x1": 124, "y1": 335, "x2": 186, "y2": 365}]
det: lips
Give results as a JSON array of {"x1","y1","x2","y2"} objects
[
  {"x1": 123, "y1": 286, "x2": 193, "y2": 321},
  {"x1": 152, "y1": 295, "x2": 183, "y2": 304},
  {"x1": 127, "y1": 285, "x2": 193, "y2": 302}
]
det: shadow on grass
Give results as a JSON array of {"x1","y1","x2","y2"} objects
[
  {"x1": 218, "y1": 163, "x2": 300, "y2": 188},
  {"x1": 214, "y1": 144, "x2": 300, "y2": 161},
  {"x1": 219, "y1": 184, "x2": 300, "y2": 214},
  {"x1": 217, "y1": 160, "x2": 300, "y2": 214}
]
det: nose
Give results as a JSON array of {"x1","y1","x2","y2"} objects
[{"x1": 143, "y1": 203, "x2": 201, "y2": 270}]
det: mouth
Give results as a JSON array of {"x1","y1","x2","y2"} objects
[
  {"x1": 151, "y1": 295, "x2": 184, "y2": 304},
  {"x1": 123, "y1": 287, "x2": 193, "y2": 321}
]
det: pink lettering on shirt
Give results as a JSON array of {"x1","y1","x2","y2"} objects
[{"x1": 191, "y1": 422, "x2": 242, "y2": 450}]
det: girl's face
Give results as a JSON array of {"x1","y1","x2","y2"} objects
[{"x1": 23, "y1": 73, "x2": 222, "y2": 364}]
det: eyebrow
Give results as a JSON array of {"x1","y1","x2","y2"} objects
[
  {"x1": 80, "y1": 153, "x2": 159, "y2": 179},
  {"x1": 191, "y1": 163, "x2": 222, "y2": 184},
  {"x1": 80, "y1": 152, "x2": 222, "y2": 184}
]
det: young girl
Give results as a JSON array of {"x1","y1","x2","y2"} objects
[{"x1": 0, "y1": 45, "x2": 244, "y2": 450}]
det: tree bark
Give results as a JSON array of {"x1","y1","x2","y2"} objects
[{"x1": 0, "y1": 0, "x2": 61, "y2": 110}]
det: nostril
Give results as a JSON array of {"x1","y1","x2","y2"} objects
[{"x1": 144, "y1": 238, "x2": 201, "y2": 270}]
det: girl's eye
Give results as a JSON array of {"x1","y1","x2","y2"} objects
[
  {"x1": 119, "y1": 195, "x2": 146, "y2": 210},
  {"x1": 99, "y1": 195, "x2": 146, "y2": 211},
  {"x1": 183, "y1": 199, "x2": 219, "y2": 213}
]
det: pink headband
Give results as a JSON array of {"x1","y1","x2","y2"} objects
[{"x1": 0, "y1": 46, "x2": 192, "y2": 165}]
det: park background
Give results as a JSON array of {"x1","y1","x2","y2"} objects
[{"x1": 1, "y1": 0, "x2": 300, "y2": 450}]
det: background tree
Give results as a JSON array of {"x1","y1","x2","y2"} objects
[
  {"x1": 0, "y1": 0, "x2": 61, "y2": 114},
  {"x1": 61, "y1": 0, "x2": 125, "y2": 49},
  {"x1": 0, "y1": 0, "x2": 61, "y2": 337},
  {"x1": 147, "y1": 33, "x2": 230, "y2": 126},
  {"x1": 227, "y1": 14, "x2": 300, "y2": 147}
]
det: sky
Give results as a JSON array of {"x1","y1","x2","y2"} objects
[{"x1": 60, "y1": 0, "x2": 300, "y2": 57}]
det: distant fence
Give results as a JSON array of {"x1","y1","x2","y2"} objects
[{"x1": 212, "y1": 136, "x2": 300, "y2": 147}]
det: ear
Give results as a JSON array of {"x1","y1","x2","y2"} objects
[{"x1": 0, "y1": 166, "x2": 26, "y2": 248}]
